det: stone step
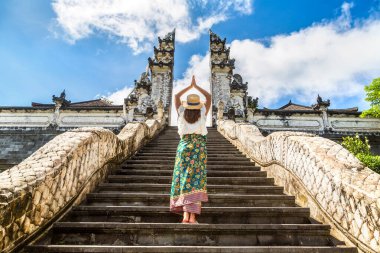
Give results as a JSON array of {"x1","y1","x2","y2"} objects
[
  {"x1": 26, "y1": 245, "x2": 358, "y2": 253},
  {"x1": 130, "y1": 156, "x2": 250, "y2": 161},
  {"x1": 124, "y1": 160, "x2": 253, "y2": 166},
  {"x1": 25, "y1": 126, "x2": 356, "y2": 252},
  {"x1": 141, "y1": 147, "x2": 240, "y2": 151},
  {"x1": 85, "y1": 193, "x2": 295, "y2": 207},
  {"x1": 150, "y1": 137, "x2": 230, "y2": 141},
  {"x1": 96, "y1": 183, "x2": 284, "y2": 195},
  {"x1": 135, "y1": 153, "x2": 248, "y2": 158},
  {"x1": 66, "y1": 206, "x2": 311, "y2": 224},
  {"x1": 155, "y1": 136, "x2": 223, "y2": 139},
  {"x1": 114, "y1": 169, "x2": 267, "y2": 177},
  {"x1": 144, "y1": 146, "x2": 237, "y2": 150},
  {"x1": 121, "y1": 164, "x2": 260, "y2": 171},
  {"x1": 143, "y1": 142, "x2": 234, "y2": 146},
  {"x1": 137, "y1": 151, "x2": 243, "y2": 155},
  {"x1": 49, "y1": 223, "x2": 334, "y2": 246},
  {"x1": 149, "y1": 140, "x2": 232, "y2": 144},
  {"x1": 107, "y1": 175, "x2": 273, "y2": 185},
  {"x1": 158, "y1": 132, "x2": 224, "y2": 137}
]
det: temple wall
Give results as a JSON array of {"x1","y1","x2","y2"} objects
[
  {"x1": 218, "y1": 119, "x2": 380, "y2": 253},
  {"x1": 0, "y1": 119, "x2": 165, "y2": 252},
  {"x1": 251, "y1": 113, "x2": 380, "y2": 133},
  {"x1": 0, "y1": 109, "x2": 125, "y2": 129},
  {"x1": 0, "y1": 109, "x2": 127, "y2": 173},
  {"x1": 252, "y1": 114, "x2": 324, "y2": 131},
  {"x1": 250, "y1": 113, "x2": 380, "y2": 154},
  {"x1": 0, "y1": 130, "x2": 62, "y2": 173}
]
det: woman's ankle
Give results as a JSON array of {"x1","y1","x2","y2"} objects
[
  {"x1": 189, "y1": 213, "x2": 196, "y2": 222},
  {"x1": 183, "y1": 211, "x2": 190, "y2": 221}
]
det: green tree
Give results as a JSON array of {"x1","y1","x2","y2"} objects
[
  {"x1": 341, "y1": 135, "x2": 370, "y2": 156},
  {"x1": 341, "y1": 135, "x2": 380, "y2": 173},
  {"x1": 361, "y1": 77, "x2": 380, "y2": 118}
]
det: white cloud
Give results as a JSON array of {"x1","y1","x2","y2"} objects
[
  {"x1": 175, "y1": 2, "x2": 380, "y2": 110},
  {"x1": 226, "y1": 2, "x2": 380, "y2": 108},
  {"x1": 106, "y1": 86, "x2": 133, "y2": 105},
  {"x1": 173, "y1": 53, "x2": 211, "y2": 94},
  {"x1": 51, "y1": 0, "x2": 253, "y2": 54}
]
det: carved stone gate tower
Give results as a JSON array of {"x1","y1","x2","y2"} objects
[
  {"x1": 124, "y1": 30, "x2": 175, "y2": 123},
  {"x1": 209, "y1": 30, "x2": 250, "y2": 125}
]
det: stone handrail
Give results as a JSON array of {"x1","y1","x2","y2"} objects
[
  {"x1": 218, "y1": 120, "x2": 380, "y2": 253},
  {"x1": 0, "y1": 119, "x2": 165, "y2": 252}
]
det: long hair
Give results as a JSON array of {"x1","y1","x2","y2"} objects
[{"x1": 184, "y1": 109, "x2": 201, "y2": 124}]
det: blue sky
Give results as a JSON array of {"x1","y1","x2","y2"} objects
[{"x1": 1, "y1": 0, "x2": 380, "y2": 110}]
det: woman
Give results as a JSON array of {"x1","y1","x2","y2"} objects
[{"x1": 170, "y1": 76, "x2": 211, "y2": 224}]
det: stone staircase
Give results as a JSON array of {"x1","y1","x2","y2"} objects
[{"x1": 27, "y1": 127, "x2": 357, "y2": 252}]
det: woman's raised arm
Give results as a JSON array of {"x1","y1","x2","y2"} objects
[
  {"x1": 175, "y1": 82, "x2": 193, "y2": 114},
  {"x1": 192, "y1": 77, "x2": 211, "y2": 115}
]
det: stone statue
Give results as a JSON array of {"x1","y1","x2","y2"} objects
[
  {"x1": 217, "y1": 100, "x2": 224, "y2": 120},
  {"x1": 156, "y1": 99, "x2": 164, "y2": 120}
]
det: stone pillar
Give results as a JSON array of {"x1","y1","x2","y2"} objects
[
  {"x1": 217, "y1": 100, "x2": 224, "y2": 121},
  {"x1": 51, "y1": 101, "x2": 62, "y2": 127},
  {"x1": 156, "y1": 100, "x2": 164, "y2": 121},
  {"x1": 124, "y1": 94, "x2": 138, "y2": 122},
  {"x1": 312, "y1": 95, "x2": 331, "y2": 131},
  {"x1": 209, "y1": 30, "x2": 235, "y2": 120},
  {"x1": 123, "y1": 31, "x2": 175, "y2": 123},
  {"x1": 247, "y1": 108, "x2": 255, "y2": 123},
  {"x1": 51, "y1": 90, "x2": 71, "y2": 128},
  {"x1": 149, "y1": 30, "x2": 175, "y2": 122},
  {"x1": 210, "y1": 31, "x2": 252, "y2": 123},
  {"x1": 122, "y1": 100, "x2": 128, "y2": 123},
  {"x1": 127, "y1": 106, "x2": 136, "y2": 121},
  {"x1": 247, "y1": 96, "x2": 258, "y2": 123},
  {"x1": 228, "y1": 74, "x2": 248, "y2": 121},
  {"x1": 321, "y1": 108, "x2": 330, "y2": 130}
]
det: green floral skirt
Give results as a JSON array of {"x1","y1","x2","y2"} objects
[{"x1": 170, "y1": 134, "x2": 208, "y2": 214}]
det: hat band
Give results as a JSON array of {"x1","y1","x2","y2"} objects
[{"x1": 187, "y1": 102, "x2": 200, "y2": 105}]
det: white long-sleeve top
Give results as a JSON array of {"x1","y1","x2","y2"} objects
[{"x1": 177, "y1": 105, "x2": 208, "y2": 138}]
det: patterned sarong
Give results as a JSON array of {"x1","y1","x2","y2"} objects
[{"x1": 170, "y1": 134, "x2": 208, "y2": 214}]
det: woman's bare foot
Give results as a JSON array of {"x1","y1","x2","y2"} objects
[
  {"x1": 182, "y1": 211, "x2": 190, "y2": 223},
  {"x1": 188, "y1": 213, "x2": 198, "y2": 224}
]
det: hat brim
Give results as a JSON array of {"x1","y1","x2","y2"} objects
[{"x1": 182, "y1": 101, "x2": 203, "y2": 110}]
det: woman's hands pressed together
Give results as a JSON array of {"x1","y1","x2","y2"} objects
[{"x1": 175, "y1": 75, "x2": 212, "y2": 115}]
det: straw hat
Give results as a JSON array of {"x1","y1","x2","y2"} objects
[{"x1": 182, "y1": 94, "x2": 203, "y2": 110}]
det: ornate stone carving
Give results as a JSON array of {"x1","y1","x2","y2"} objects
[
  {"x1": 210, "y1": 31, "x2": 252, "y2": 124},
  {"x1": 50, "y1": 90, "x2": 71, "y2": 128},
  {"x1": 134, "y1": 72, "x2": 156, "y2": 114},
  {"x1": 209, "y1": 30, "x2": 235, "y2": 72},
  {"x1": 312, "y1": 95, "x2": 331, "y2": 111},
  {"x1": 150, "y1": 30, "x2": 175, "y2": 113},
  {"x1": 312, "y1": 95, "x2": 331, "y2": 130},
  {"x1": 121, "y1": 29, "x2": 175, "y2": 123},
  {"x1": 228, "y1": 74, "x2": 248, "y2": 119},
  {"x1": 0, "y1": 120, "x2": 166, "y2": 252},
  {"x1": 52, "y1": 89, "x2": 71, "y2": 108}
]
